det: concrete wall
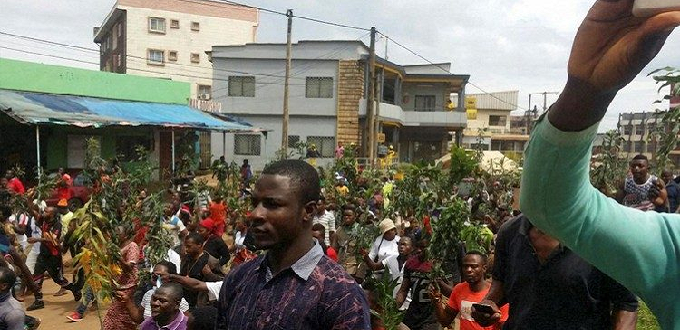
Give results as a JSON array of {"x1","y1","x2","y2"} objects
[
  {"x1": 212, "y1": 115, "x2": 337, "y2": 171},
  {"x1": 213, "y1": 58, "x2": 339, "y2": 117},
  {"x1": 120, "y1": 6, "x2": 257, "y2": 97},
  {"x1": 0, "y1": 58, "x2": 189, "y2": 104},
  {"x1": 466, "y1": 108, "x2": 512, "y2": 133},
  {"x1": 401, "y1": 82, "x2": 451, "y2": 112}
]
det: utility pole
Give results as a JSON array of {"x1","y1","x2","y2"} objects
[
  {"x1": 281, "y1": 9, "x2": 293, "y2": 155},
  {"x1": 368, "y1": 27, "x2": 377, "y2": 165}
]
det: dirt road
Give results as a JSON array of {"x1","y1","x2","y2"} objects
[{"x1": 23, "y1": 280, "x2": 107, "y2": 330}]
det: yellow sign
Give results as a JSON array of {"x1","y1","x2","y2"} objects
[
  {"x1": 467, "y1": 109, "x2": 478, "y2": 120},
  {"x1": 465, "y1": 97, "x2": 477, "y2": 109},
  {"x1": 377, "y1": 133, "x2": 386, "y2": 143}
]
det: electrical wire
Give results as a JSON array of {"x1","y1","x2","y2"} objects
[{"x1": 377, "y1": 31, "x2": 527, "y2": 111}]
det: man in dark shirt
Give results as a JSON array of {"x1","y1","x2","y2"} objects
[
  {"x1": 27, "y1": 207, "x2": 78, "y2": 311},
  {"x1": 472, "y1": 215, "x2": 638, "y2": 329},
  {"x1": 663, "y1": 170, "x2": 680, "y2": 213},
  {"x1": 397, "y1": 239, "x2": 440, "y2": 330},
  {"x1": 216, "y1": 160, "x2": 370, "y2": 329},
  {"x1": 180, "y1": 233, "x2": 219, "y2": 308}
]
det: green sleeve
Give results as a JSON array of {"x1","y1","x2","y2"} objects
[{"x1": 520, "y1": 115, "x2": 680, "y2": 328}]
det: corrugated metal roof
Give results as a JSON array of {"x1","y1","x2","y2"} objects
[
  {"x1": 467, "y1": 91, "x2": 519, "y2": 111},
  {"x1": 0, "y1": 89, "x2": 263, "y2": 132}
]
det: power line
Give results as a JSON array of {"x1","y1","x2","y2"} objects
[
  {"x1": 0, "y1": 30, "x2": 309, "y2": 81},
  {"x1": 0, "y1": 45, "x2": 311, "y2": 86},
  {"x1": 377, "y1": 31, "x2": 527, "y2": 111}
]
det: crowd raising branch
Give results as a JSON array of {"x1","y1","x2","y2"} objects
[{"x1": 0, "y1": 1, "x2": 679, "y2": 329}]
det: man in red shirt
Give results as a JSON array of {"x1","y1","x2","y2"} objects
[
  {"x1": 5, "y1": 170, "x2": 25, "y2": 195},
  {"x1": 431, "y1": 252, "x2": 508, "y2": 330},
  {"x1": 209, "y1": 197, "x2": 227, "y2": 237}
]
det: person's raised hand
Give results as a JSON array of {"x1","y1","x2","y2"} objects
[
  {"x1": 551, "y1": 0, "x2": 680, "y2": 131},
  {"x1": 570, "y1": 0, "x2": 680, "y2": 93}
]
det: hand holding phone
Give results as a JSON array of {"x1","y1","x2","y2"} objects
[
  {"x1": 472, "y1": 303, "x2": 495, "y2": 314},
  {"x1": 633, "y1": 0, "x2": 680, "y2": 17},
  {"x1": 471, "y1": 301, "x2": 501, "y2": 327}
]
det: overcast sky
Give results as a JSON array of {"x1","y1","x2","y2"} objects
[{"x1": 1, "y1": 0, "x2": 678, "y2": 131}]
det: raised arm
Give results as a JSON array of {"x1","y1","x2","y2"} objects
[{"x1": 520, "y1": 0, "x2": 680, "y2": 326}]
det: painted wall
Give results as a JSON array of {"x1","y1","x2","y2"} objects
[
  {"x1": 43, "y1": 126, "x2": 155, "y2": 170},
  {"x1": 0, "y1": 58, "x2": 190, "y2": 104},
  {"x1": 212, "y1": 114, "x2": 337, "y2": 171},
  {"x1": 120, "y1": 6, "x2": 258, "y2": 97},
  {"x1": 213, "y1": 58, "x2": 339, "y2": 117},
  {"x1": 401, "y1": 82, "x2": 450, "y2": 112}
]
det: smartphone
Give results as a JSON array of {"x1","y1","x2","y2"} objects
[
  {"x1": 633, "y1": 0, "x2": 680, "y2": 17},
  {"x1": 472, "y1": 303, "x2": 495, "y2": 314}
]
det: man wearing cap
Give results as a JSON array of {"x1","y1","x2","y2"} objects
[{"x1": 197, "y1": 218, "x2": 230, "y2": 266}]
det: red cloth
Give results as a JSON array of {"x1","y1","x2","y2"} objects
[
  {"x1": 447, "y1": 282, "x2": 509, "y2": 330},
  {"x1": 209, "y1": 202, "x2": 227, "y2": 236},
  {"x1": 57, "y1": 187, "x2": 72, "y2": 201},
  {"x1": 326, "y1": 246, "x2": 338, "y2": 262},
  {"x1": 200, "y1": 218, "x2": 217, "y2": 235},
  {"x1": 7, "y1": 178, "x2": 25, "y2": 194}
]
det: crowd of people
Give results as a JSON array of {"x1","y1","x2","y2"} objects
[{"x1": 0, "y1": 1, "x2": 679, "y2": 330}]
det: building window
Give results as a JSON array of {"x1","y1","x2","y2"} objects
[
  {"x1": 198, "y1": 85, "x2": 211, "y2": 100},
  {"x1": 635, "y1": 125, "x2": 644, "y2": 135},
  {"x1": 112, "y1": 33, "x2": 117, "y2": 50},
  {"x1": 306, "y1": 136, "x2": 335, "y2": 158},
  {"x1": 623, "y1": 125, "x2": 632, "y2": 135},
  {"x1": 168, "y1": 51, "x2": 178, "y2": 62},
  {"x1": 234, "y1": 134, "x2": 260, "y2": 155},
  {"x1": 117, "y1": 24, "x2": 122, "y2": 37},
  {"x1": 305, "y1": 77, "x2": 334, "y2": 98},
  {"x1": 190, "y1": 53, "x2": 200, "y2": 63},
  {"x1": 147, "y1": 49, "x2": 164, "y2": 65},
  {"x1": 228, "y1": 76, "x2": 256, "y2": 97},
  {"x1": 647, "y1": 124, "x2": 656, "y2": 134},
  {"x1": 148, "y1": 17, "x2": 166, "y2": 34},
  {"x1": 414, "y1": 95, "x2": 436, "y2": 112},
  {"x1": 191, "y1": 21, "x2": 200, "y2": 31},
  {"x1": 623, "y1": 142, "x2": 631, "y2": 153},
  {"x1": 170, "y1": 19, "x2": 180, "y2": 29},
  {"x1": 489, "y1": 115, "x2": 507, "y2": 126},
  {"x1": 635, "y1": 141, "x2": 644, "y2": 153},
  {"x1": 288, "y1": 135, "x2": 300, "y2": 148}
]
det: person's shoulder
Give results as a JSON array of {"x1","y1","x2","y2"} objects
[
  {"x1": 312, "y1": 256, "x2": 359, "y2": 286},
  {"x1": 497, "y1": 214, "x2": 524, "y2": 236},
  {"x1": 227, "y1": 255, "x2": 264, "y2": 278},
  {"x1": 452, "y1": 281, "x2": 469, "y2": 296}
]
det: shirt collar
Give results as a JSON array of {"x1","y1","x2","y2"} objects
[
  {"x1": 259, "y1": 240, "x2": 324, "y2": 281},
  {"x1": 518, "y1": 215, "x2": 566, "y2": 254},
  {"x1": 153, "y1": 310, "x2": 185, "y2": 330}
]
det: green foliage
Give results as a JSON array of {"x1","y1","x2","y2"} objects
[
  {"x1": 71, "y1": 138, "x2": 172, "y2": 324},
  {"x1": 274, "y1": 140, "x2": 309, "y2": 161},
  {"x1": 449, "y1": 145, "x2": 478, "y2": 186},
  {"x1": 366, "y1": 269, "x2": 403, "y2": 330},
  {"x1": 637, "y1": 300, "x2": 661, "y2": 330},
  {"x1": 591, "y1": 130, "x2": 627, "y2": 195},
  {"x1": 650, "y1": 67, "x2": 680, "y2": 174}
]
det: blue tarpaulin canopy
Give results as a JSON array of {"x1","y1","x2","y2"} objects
[{"x1": 0, "y1": 89, "x2": 263, "y2": 132}]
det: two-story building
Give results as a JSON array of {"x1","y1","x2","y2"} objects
[
  {"x1": 461, "y1": 91, "x2": 528, "y2": 156},
  {"x1": 209, "y1": 40, "x2": 469, "y2": 170}
]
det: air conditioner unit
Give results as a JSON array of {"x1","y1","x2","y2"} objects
[{"x1": 199, "y1": 93, "x2": 211, "y2": 100}]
